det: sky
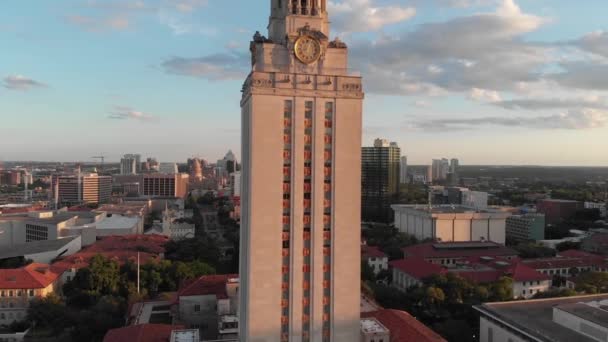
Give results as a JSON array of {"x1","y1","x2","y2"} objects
[{"x1": 2, "y1": 0, "x2": 608, "y2": 166}]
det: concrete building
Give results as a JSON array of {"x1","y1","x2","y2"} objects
[
  {"x1": 506, "y1": 213, "x2": 546, "y2": 242},
  {"x1": 392, "y1": 256, "x2": 551, "y2": 299},
  {"x1": 462, "y1": 190, "x2": 489, "y2": 210},
  {"x1": 120, "y1": 154, "x2": 141, "y2": 175},
  {"x1": 362, "y1": 139, "x2": 401, "y2": 223},
  {"x1": 361, "y1": 245, "x2": 388, "y2": 275},
  {"x1": 582, "y1": 233, "x2": 608, "y2": 255},
  {"x1": 400, "y1": 156, "x2": 408, "y2": 185},
  {"x1": 230, "y1": 172, "x2": 241, "y2": 197},
  {"x1": 401, "y1": 241, "x2": 518, "y2": 265},
  {"x1": 0, "y1": 236, "x2": 82, "y2": 264},
  {"x1": 175, "y1": 274, "x2": 239, "y2": 341},
  {"x1": 142, "y1": 173, "x2": 189, "y2": 198},
  {"x1": 432, "y1": 159, "x2": 450, "y2": 182},
  {"x1": 239, "y1": 1, "x2": 363, "y2": 340},
  {"x1": 159, "y1": 163, "x2": 178, "y2": 174},
  {"x1": 360, "y1": 317, "x2": 390, "y2": 342},
  {"x1": 537, "y1": 199, "x2": 583, "y2": 225},
  {"x1": 52, "y1": 173, "x2": 112, "y2": 206},
  {"x1": 475, "y1": 294, "x2": 608, "y2": 342},
  {"x1": 392, "y1": 205, "x2": 510, "y2": 244},
  {"x1": 361, "y1": 309, "x2": 447, "y2": 342},
  {"x1": 585, "y1": 202, "x2": 607, "y2": 218},
  {"x1": 0, "y1": 171, "x2": 21, "y2": 186},
  {"x1": 0, "y1": 263, "x2": 63, "y2": 325}
]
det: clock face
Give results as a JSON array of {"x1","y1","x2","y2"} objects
[{"x1": 294, "y1": 35, "x2": 322, "y2": 65}]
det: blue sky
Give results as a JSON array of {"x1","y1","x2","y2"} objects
[{"x1": 2, "y1": 0, "x2": 608, "y2": 166}]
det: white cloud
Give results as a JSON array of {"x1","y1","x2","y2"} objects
[
  {"x1": 162, "y1": 52, "x2": 248, "y2": 80},
  {"x1": 411, "y1": 108, "x2": 608, "y2": 131},
  {"x1": 108, "y1": 106, "x2": 158, "y2": 122},
  {"x1": 3, "y1": 75, "x2": 47, "y2": 91},
  {"x1": 470, "y1": 88, "x2": 502, "y2": 102},
  {"x1": 65, "y1": 13, "x2": 131, "y2": 31},
  {"x1": 329, "y1": 0, "x2": 416, "y2": 34}
]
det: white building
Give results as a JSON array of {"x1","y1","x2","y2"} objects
[
  {"x1": 392, "y1": 205, "x2": 510, "y2": 244},
  {"x1": 360, "y1": 317, "x2": 390, "y2": 342},
  {"x1": 400, "y1": 156, "x2": 408, "y2": 184},
  {"x1": 120, "y1": 154, "x2": 141, "y2": 175},
  {"x1": 462, "y1": 191, "x2": 489, "y2": 210},
  {"x1": 585, "y1": 202, "x2": 607, "y2": 218},
  {"x1": 0, "y1": 236, "x2": 82, "y2": 264},
  {"x1": 476, "y1": 294, "x2": 608, "y2": 342},
  {"x1": 159, "y1": 163, "x2": 178, "y2": 174},
  {"x1": 230, "y1": 172, "x2": 241, "y2": 197},
  {"x1": 361, "y1": 245, "x2": 388, "y2": 275}
]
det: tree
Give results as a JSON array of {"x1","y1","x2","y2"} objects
[
  {"x1": 514, "y1": 243, "x2": 555, "y2": 259},
  {"x1": 361, "y1": 260, "x2": 375, "y2": 282},
  {"x1": 27, "y1": 294, "x2": 69, "y2": 336},
  {"x1": 556, "y1": 241, "x2": 581, "y2": 252},
  {"x1": 575, "y1": 272, "x2": 608, "y2": 294},
  {"x1": 489, "y1": 277, "x2": 513, "y2": 301}
]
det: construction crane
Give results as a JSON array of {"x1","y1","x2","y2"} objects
[{"x1": 91, "y1": 155, "x2": 106, "y2": 173}]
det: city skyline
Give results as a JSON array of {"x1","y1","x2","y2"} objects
[{"x1": 3, "y1": 0, "x2": 608, "y2": 165}]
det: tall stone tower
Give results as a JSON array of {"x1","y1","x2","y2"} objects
[{"x1": 239, "y1": 1, "x2": 363, "y2": 341}]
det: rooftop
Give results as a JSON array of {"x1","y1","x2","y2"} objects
[
  {"x1": 170, "y1": 329, "x2": 200, "y2": 342},
  {"x1": 475, "y1": 294, "x2": 608, "y2": 342},
  {"x1": 362, "y1": 245, "x2": 387, "y2": 259},
  {"x1": 0, "y1": 236, "x2": 80, "y2": 260},
  {"x1": 362, "y1": 309, "x2": 447, "y2": 342},
  {"x1": 178, "y1": 274, "x2": 239, "y2": 299},
  {"x1": 103, "y1": 324, "x2": 183, "y2": 342},
  {"x1": 390, "y1": 259, "x2": 445, "y2": 280},
  {"x1": 361, "y1": 317, "x2": 389, "y2": 334},
  {"x1": 556, "y1": 301, "x2": 608, "y2": 329},
  {"x1": 96, "y1": 215, "x2": 141, "y2": 230},
  {"x1": 402, "y1": 241, "x2": 518, "y2": 260},
  {"x1": 0, "y1": 263, "x2": 61, "y2": 289}
]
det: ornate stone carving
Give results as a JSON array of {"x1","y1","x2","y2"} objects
[
  {"x1": 342, "y1": 83, "x2": 361, "y2": 92},
  {"x1": 297, "y1": 24, "x2": 328, "y2": 41},
  {"x1": 252, "y1": 78, "x2": 273, "y2": 87},
  {"x1": 253, "y1": 31, "x2": 272, "y2": 43},
  {"x1": 329, "y1": 37, "x2": 347, "y2": 49}
]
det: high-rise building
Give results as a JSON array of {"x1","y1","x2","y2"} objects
[
  {"x1": 53, "y1": 173, "x2": 112, "y2": 206},
  {"x1": 399, "y1": 156, "x2": 408, "y2": 185},
  {"x1": 188, "y1": 158, "x2": 204, "y2": 182},
  {"x1": 239, "y1": 1, "x2": 363, "y2": 340},
  {"x1": 142, "y1": 174, "x2": 189, "y2": 198},
  {"x1": 230, "y1": 171, "x2": 241, "y2": 197},
  {"x1": 158, "y1": 163, "x2": 178, "y2": 174},
  {"x1": 120, "y1": 154, "x2": 141, "y2": 175},
  {"x1": 362, "y1": 139, "x2": 401, "y2": 223},
  {"x1": 432, "y1": 158, "x2": 450, "y2": 181},
  {"x1": 450, "y1": 158, "x2": 459, "y2": 174}
]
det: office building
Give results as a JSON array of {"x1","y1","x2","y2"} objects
[
  {"x1": 431, "y1": 159, "x2": 450, "y2": 181},
  {"x1": 475, "y1": 294, "x2": 608, "y2": 342},
  {"x1": 584, "y1": 201, "x2": 607, "y2": 218},
  {"x1": 231, "y1": 171, "x2": 241, "y2": 197},
  {"x1": 0, "y1": 170, "x2": 21, "y2": 186},
  {"x1": 450, "y1": 158, "x2": 459, "y2": 174},
  {"x1": 53, "y1": 173, "x2": 112, "y2": 206},
  {"x1": 362, "y1": 139, "x2": 401, "y2": 223},
  {"x1": 239, "y1": 1, "x2": 363, "y2": 340},
  {"x1": 120, "y1": 154, "x2": 141, "y2": 175},
  {"x1": 159, "y1": 163, "x2": 178, "y2": 174},
  {"x1": 537, "y1": 199, "x2": 582, "y2": 225},
  {"x1": 392, "y1": 205, "x2": 510, "y2": 244},
  {"x1": 142, "y1": 173, "x2": 189, "y2": 198},
  {"x1": 506, "y1": 213, "x2": 546, "y2": 242},
  {"x1": 188, "y1": 158, "x2": 204, "y2": 182},
  {"x1": 399, "y1": 156, "x2": 408, "y2": 184}
]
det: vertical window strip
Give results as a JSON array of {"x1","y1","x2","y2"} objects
[
  {"x1": 322, "y1": 102, "x2": 333, "y2": 342},
  {"x1": 302, "y1": 101, "x2": 313, "y2": 342},
  {"x1": 281, "y1": 100, "x2": 293, "y2": 342}
]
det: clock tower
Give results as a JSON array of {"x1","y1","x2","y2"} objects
[{"x1": 239, "y1": 0, "x2": 363, "y2": 341}]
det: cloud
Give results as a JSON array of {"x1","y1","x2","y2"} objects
[
  {"x1": 551, "y1": 62, "x2": 608, "y2": 91},
  {"x1": 108, "y1": 106, "x2": 158, "y2": 122},
  {"x1": 411, "y1": 108, "x2": 608, "y2": 131},
  {"x1": 3, "y1": 75, "x2": 47, "y2": 91},
  {"x1": 167, "y1": 0, "x2": 208, "y2": 13},
  {"x1": 162, "y1": 52, "x2": 248, "y2": 80},
  {"x1": 470, "y1": 88, "x2": 502, "y2": 102},
  {"x1": 65, "y1": 14, "x2": 130, "y2": 31},
  {"x1": 575, "y1": 31, "x2": 608, "y2": 58},
  {"x1": 350, "y1": 0, "x2": 549, "y2": 95},
  {"x1": 329, "y1": 0, "x2": 416, "y2": 34},
  {"x1": 158, "y1": 10, "x2": 217, "y2": 35},
  {"x1": 494, "y1": 96, "x2": 608, "y2": 110}
]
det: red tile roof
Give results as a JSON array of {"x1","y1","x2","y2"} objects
[
  {"x1": 178, "y1": 274, "x2": 238, "y2": 299},
  {"x1": 0, "y1": 263, "x2": 61, "y2": 289},
  {"x1": 52, "y1": 235, "x2": 167, "y2": 273},
  {"x1": 509, "y1": 262, "x2": 551, "y2": 282},
  {"x1": 558, "y1": 249, "x2": 603, "y2": 259},
  {"x1": 103, "y1": 324, "x2": 183, "y2": 342},
  {"x1": 362, "y1": 309, "x2": 447, "y2": 342},
  {"x1": 402, "y1": 242, "x2": 517, "y2": 260},
  {"x1": 523, "y1": 255, "x2": 605, "y2": 270},
  {"x1": 362, "y1": 245, "x2": 387, "y2": 259},
  {"x1": 390, "y1": 259, "x2": 445, "y2": 280}
]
